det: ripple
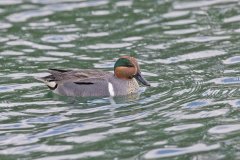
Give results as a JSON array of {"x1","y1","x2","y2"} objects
[
  {"x1": 208, "y1": 124, "x2": 240, "y2": 134},
  {"x1": 92, "y1": 10, "x2": 110, "y2": 16},
  {"x1": 0, "y1": 134, "x2": 39, "y2": 145},
  {"x1": 41, "y1": 34, "x2": 78, "y2": 43},
  {"x1": 203, "y1": 88, "x2": 240, "y2": 98},
  {"x1": 75, "y1": 55, "x2": 102, "y2": 61},
  {"x1": 0, "y1": 37, "x2": 9, "y2": 42},
  {"x1": 0, "y1": 50, "x2": 24, "y2": 56},
  {"x1": 144, "y1": 143, "x2": 220, "y2": 159},
  {"x1": 36, "y1": 122, "x2": 111, "y2": 138},
  {"x1": 0, "y1": 144, "x2": 72, "y2": 155},
  {"x1": 55, "y1": 25, "x2": 81, "y2": 33},
  {"x1": 35, "y1": 151, "x2": 105, "y2": 160},
  {"x1": 134, "y1": 131, "x2": 147, "y2": 135},
  {"x1": 82, "y1": 32, "x2": 109, "y2": 38},
  {"x1": 163, "y1": 19, "x2": 196, "y2": 26},
  {"x1": 165, "y1": 123, "x2": 203, "y2": 132},
  {"x1": 164, "y1": 28, "x2": 205, "y2": 35},
  {"x1": 228, "y1": 100, "x2": 240, "y2": 108},
  {"x1": 28, "y1": 20, "x2": 58, "y2": 28},
  {"x1": 2, "y1": 111, "x2": 27, "y2": 117},
  {"x1": 26, "y1": 56, "x2": 62, "y2": 62},
  {"x1": 234, "y1": 28, "x2": 240, "y2": 33},
  {"x1": 32, "y1": 0, "x2": 88, "y2": 4},
  {"x1": 107, "y1": 127, "x2": 132, "y2": 134},
  {"x1": 93, "y1": 61, "x2": 113, "y2": 68},
  {"x1": 223, "y1": 56, "x2": 240, "y2": 64},
  {"x1": 24, "y1": 107, "x2": 67, "y2": 113},
  {"x1": 162, "y1": 11, "x2": 190, "y2": 19},
  {"x1": 7, "y1": 10, "x2": 53, "y2": 23},
  {"x1": 0, "y1": 22, "x2": 12, "y2": 29},
  {"x1": 24, "y1": 115, "x2": 69, "y2": 124},
  {"x1": 63, "y1": 133, "x2": 106, "y2": 144},
  {"x1": 0, "y1": 0, "x2": 22, "y2": 5},
  {"x1": 22, "y1": 49, "x2": 35, "y2": 53},
  {"x1": 5, "y1": 72, "x2": 46, "y2": 79},
  {"x1": 134, "y1": 19, "x2": 151, "y2": 25},
  {"x1": 0, "y1": 8, "x2": 4, "y2": 14},
  {"x1": 0, "y1": 101, "x2": 64, "y2": 107},
  {"x1": 7, "y1": 40, "x2": 57, "y2": 50},
  {"x1": 153, "y1": 140, "x2": 168, "y2": 146},
  {"x1": 209, "y1": 77, "x2": 240, "y2": 84},
  {"x1": 45, "y1": 51, "x2": 74, "y2": 57},
  {"x1": 111, "y1": 112, "x2": 150, "y2": 124},
  {"x1": 122, "y1": 36, "x2": 143, "y2": 42},
  {"x1": 7, "y1": 1, "x2": 109, "y2": 22},
  {"x1": 177, "y1": 36, "x2": 230, "y2": 43},
  {"x1": 0, "y1": 123, "x2": 34, "y2": 129},
  {"x1": 173, "y1": 88, "x2": 192, "y2": 96},
  {"x1": 0, "y1": 115, "x2": 8, "y2": 121},
  {"x1": 156, "y1": 50, "x2": 226, "y2": 64},
  {"x1": 145, "y1": 43, "x2": 169, "y2": 50},
  {"x1": 58, "y1": 44, "x2": 75, "y2": 48},
  {"x1": 43, "y1": 1, "x2": 109, "y2": 12},
  {"x1": 173, "y1": 0, "x2": 238, "y2": 9},
  {"x1": 182, "y1": 100, "x2": 212, "y2": 109},
  {"x1": 82, "y1": 43, "x2": 132, "y2": 49},
  {"x1": 65, "y1": 105, "x2": 111, "y2": 114},
  {"x1": 176, "y1": 109, "x2": 229, "y2": 120},
  {"x1": 115, "y1": 1, "x2": 133, "y2": 7},
  {"x1": 0, "y1": 35, "x2": 17, "y2": 43},
  {"x1": 224, "y1": 15, "x2": 240, "y2": 23},
  {"x1": 0, "y1": 83, "x2": 41, "y2": 92}
]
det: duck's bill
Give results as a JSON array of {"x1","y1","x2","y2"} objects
[{"x1": 134, "y1": 73, "x2": 150, "y2": 86}]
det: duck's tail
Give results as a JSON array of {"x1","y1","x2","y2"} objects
[{"x1": 35, "y1": 76, "x2": 57, "y2": 90}]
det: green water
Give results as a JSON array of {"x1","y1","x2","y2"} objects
[{"x1": 1, "y1": 0, "x2": 240, "y2": 159}]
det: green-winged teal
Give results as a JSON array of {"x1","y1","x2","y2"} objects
[{"x1": 35, "y1": 56, "x2": 150, "y2": 97}]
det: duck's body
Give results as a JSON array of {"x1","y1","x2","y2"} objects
[{"x1": 36, "y1": 56, "x2": 150, "y2": 97}]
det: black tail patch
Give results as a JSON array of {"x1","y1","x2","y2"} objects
[{"x1": 47, "y1": 83, "x2": 58, "y2": 90}]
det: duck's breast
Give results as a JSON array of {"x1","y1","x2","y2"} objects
[{"x1": 109, "y1": 76, "x2": 139, "y2": 96}]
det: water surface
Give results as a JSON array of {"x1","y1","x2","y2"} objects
[{"x1": 1, "y1": 0, "x2": 240, "y2": 159}]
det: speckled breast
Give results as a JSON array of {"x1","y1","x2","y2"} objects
[{"x1": 127, "y1": 78, "x2": 139, "y2": 94}]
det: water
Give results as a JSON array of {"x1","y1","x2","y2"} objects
[{"x1": 1, "y1": 0, "x2": 240, "y2": 159}]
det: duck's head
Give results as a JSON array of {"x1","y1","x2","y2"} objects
[{"x1": 114, "y1": 56, "x2": 150, "y2": 86}]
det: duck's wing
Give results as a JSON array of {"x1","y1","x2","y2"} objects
[
  {"x1": 48, "y1": 69, "x2": 111, "y2": 81},
  {"x1": 35, "y1": 68, "x2": 111, "y2": 90}
]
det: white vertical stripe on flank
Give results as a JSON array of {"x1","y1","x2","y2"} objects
[{"x1": 108, "y1": 82, "x2": 115, "y2": 97}]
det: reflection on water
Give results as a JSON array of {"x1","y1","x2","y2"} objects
[
  {"x1": 1, "y1": 0, "x2": 240, "y2": 159},
  {"x1": 144, "y1": 143, "x2": 220, "y2": 159}
]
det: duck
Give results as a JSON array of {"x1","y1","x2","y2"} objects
[{"x1": 35, "y1": 56, "x2": 150, "y2": 97}]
